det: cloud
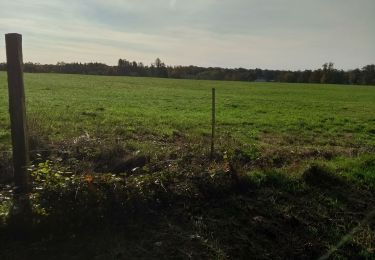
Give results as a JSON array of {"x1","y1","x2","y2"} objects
[
  {"x1": 169, "y1": 0, "x2": 177, "y2": 9},
  {"x1": 0, "y1": 0, "x2": 374, "y2": 69}
]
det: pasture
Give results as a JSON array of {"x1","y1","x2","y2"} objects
[
  {"x1": 0, "y1": 72, "x2": 374, "y2": 178},
  {"x1": 0, "y1": 72, "x2": 375, "y2": 259},
  {"x1": 1, "y1": 72, "x2": 374, "y2": 148}
]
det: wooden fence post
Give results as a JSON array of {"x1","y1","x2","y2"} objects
[
  {"x1": 210, "y1": 88, "x2": 216, "y2": 160},
  {"x1": 5, "y1": 33, "x2": 30, "y2": 193}
]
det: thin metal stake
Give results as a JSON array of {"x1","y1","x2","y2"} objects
[{"x1": 210, "y1": 88, "x2": 216, "y2": 161}]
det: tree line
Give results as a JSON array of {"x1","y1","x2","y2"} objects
[{"x1": 0, "y1": 59, "x2": 374, "y2": 85}]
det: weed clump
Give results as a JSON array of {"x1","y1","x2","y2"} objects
[
  {"x1": 302, "y1": 164, "x2": 342, "y2": 187},
  {"x1": 242, "y1": 170, "x2": 291, "y2": 189}
]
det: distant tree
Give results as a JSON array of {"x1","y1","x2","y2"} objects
[
  {"x1": 361, "y1": 64, "x2": 375, "y2": 85},
  {"x1": 154, "y1": 58, "x2": 164, "y2": 68},
  {"x1": 348, "y1": 69, "x2": 361, "y2": 84},
  {"x1": 118, "y1": 59, "x2": 130, "y2": 75},
  {"x1": 1, "y1": 57, "x2": 373, "y2": 86},
  {"x1": 279, "y1": 71, "x2": 297, "y2": 83},
  {"x1": 309, "y1": 69, "x2": 323, "y2": 83},
  {"x1": 152, "y1": 58, "x2": 168, "y2": 78},
  {"x1": 320, "y1": 62, "x2": 335, "y2": 83},
  {"x1": 297, "y1": 70, "x2": 312, "y2": 83},
  {"x1": 196, "y1": 69, "x2": 225, "y2": 80}
]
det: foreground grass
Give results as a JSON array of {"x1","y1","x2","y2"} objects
[
  {"x1": 0, "y1": 153, "x2": 374, "y2": 259},
  {"x1": 0, "y1": 72, "x2": 374, "y2": 259}
]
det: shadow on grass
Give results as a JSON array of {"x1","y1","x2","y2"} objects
[{"x1": 0, "y1": 163, "x2": 374, "y2": 259}]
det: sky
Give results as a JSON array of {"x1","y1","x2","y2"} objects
[{"x1": 0, "y1": 0, "x2": 374, "y2": 70}]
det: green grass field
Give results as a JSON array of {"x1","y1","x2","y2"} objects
[
  {"x1": 1, "y1": 72, "x2": 375, "y2": 259},
  {"x1": 1, "y1": 72, "x2": 374, "y2": 147},
  {"x1": 1, "y1": 72, "x2": 374, "y2": 178}
]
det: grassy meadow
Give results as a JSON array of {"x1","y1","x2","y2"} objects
[
  {"x1": 1, "y1": 72, "x2": 374, "y2": 146},
  {"x1": 1, "y1": 71, "x2": 375, "y2": 259},
  {"x1": 0, "y1": 72, "x2": 374, "y2": 179}
]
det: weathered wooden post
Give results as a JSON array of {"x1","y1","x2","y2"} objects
[
  {"x1": 210, "y1": 88, "x2": 216, "y2": 160},
  {"x1": 5, "y1": 33, "x2": 30, "y2": 193}
]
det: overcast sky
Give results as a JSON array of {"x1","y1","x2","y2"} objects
[{"x1": 0, "y1": 0, "x2": 374, "y2": 70}]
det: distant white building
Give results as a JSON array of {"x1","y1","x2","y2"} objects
[{"x1": 254, "y1": 78, "x2": 267, "y2": 82}]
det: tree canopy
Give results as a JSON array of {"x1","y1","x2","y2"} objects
[{"x1": 0, "y1": 60, "x2": 374, "y2": 85}]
